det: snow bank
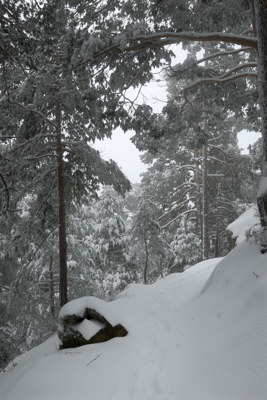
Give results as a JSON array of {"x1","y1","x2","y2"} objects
[
  {"x1": 1, "y1": 243, "x2": 266, "y2": 400},
  {"x1": 227, "y1": 205, "x2": 259, "y2": 244}
]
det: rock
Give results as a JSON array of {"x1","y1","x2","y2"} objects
[{"x1": 58, "y1": 298, "x2": 128, "y2": 350}]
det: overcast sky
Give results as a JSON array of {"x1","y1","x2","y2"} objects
[
  {"x1": 94, "y1": 129, "x2": 146, "y2": 183},
  {"x1": 93, "y1": 57, "x2": 173, "y2": 183}
]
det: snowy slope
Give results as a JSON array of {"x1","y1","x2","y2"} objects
[
  {"x1": 227, "y1": 205, "x2": 259, "y2": 244},
  {"x1": 0, "y1": 242, "x2": 266, "y2": 400}
]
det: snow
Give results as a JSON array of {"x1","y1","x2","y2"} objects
[
  {"x1": 1, "y1": 242, "x2": 267, "y2": 400},
  {"x1": 59, "y1": 296, "x2": 121, "y2": 326},
  {"x1": 227, "y1": 205, "x2": 259, "y2": 244}
]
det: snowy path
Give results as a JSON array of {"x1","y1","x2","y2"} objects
[{"x1": 1, "y1": 244, "x2": 267, "y2": 400}]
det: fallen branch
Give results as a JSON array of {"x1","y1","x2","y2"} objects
[{"x1": 86, "y1": 354, "x2": 101, "y2": 366}]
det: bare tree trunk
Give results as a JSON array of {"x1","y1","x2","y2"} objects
[
  {"x1": 202, "y1": 143, "x2": 209, "y2": 259},
  {"x1": 49, "y1": 254, "x2": 55, "y2": 317},
  {"x1": 56, "y1": 99, "x2": 68, "y2": 306},
  {"x1": 143, "y1": 232, "x2": 149, "y2": 284},
  {"x1": 254, "y1": 0, "x2": 267, "y2": 252},
  {"x1": 194, "y1": 148, "x2": 203, "y2": 238},
  {"x1": 214, "y1": 213, "x2": 219, "y2": 257},
  {"x1": 202, "y1": 43, "x2": 210, "y2": 259}
]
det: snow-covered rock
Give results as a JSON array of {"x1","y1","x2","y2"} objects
[{"x1": 58, "y1": 296, "x2": 128, "y2": 349}]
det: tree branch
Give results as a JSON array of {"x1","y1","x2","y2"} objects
[
  {"x1": 95, "y1": 31, "x2": 258, "y2": 60},
  {"x1": 15, "y1": 102, "x2": 56, "y2": 128},
  {"x1": 0, "y1": 172, "x2": 10, "y2": 213},
  {"x1": 195, "y1": 46, "x2": 256, "y2": 66},
  {"x1": 161, "y1": 208, "x2": 197, "y2": 230},
  {"x1": 184, "y1": 71, "x2": 257, "y2": 95}
]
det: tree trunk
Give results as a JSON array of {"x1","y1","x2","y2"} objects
[
  {"x1": 143, "y1": 232, "x2": 149, "y2": 284},
  {"x1": 194, "y1": 148, "x2": 203, "y2": 238},
  {"x1": 254, "y1": 0, "x2": 267, "y2": 252},
  {"x1": 49, "y1": 254, "x2": 55, "y2": 317},
  {"x1": 214, "y1": 213, "x2": 219, "y2": 258},
  {"x1": 56, "y1": 99, "x2": 68, "y2": 306},
  {"x1": 202, "y1": 143, "x2": 209, "y2": 259}
]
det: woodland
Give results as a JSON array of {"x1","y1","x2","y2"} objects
[{"x1": 0, "y1": 0, "x2": 267, "y2": 370}]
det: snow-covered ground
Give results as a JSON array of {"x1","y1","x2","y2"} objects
[
  {"x1": 1, "y1": 215, "x2": 267, "y2": 399},
  {"x1": 1, "y1": 242, "x2": 266, "y2": 400}
]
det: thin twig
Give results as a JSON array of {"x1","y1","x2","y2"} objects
[{"x1": 86, "y1": 354, "x2": 101, "y2": 366}]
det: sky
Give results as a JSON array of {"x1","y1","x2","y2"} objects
[
  {"x1": 93, "y1": 67, "x2": 172, "y2": 183},
  {"x1": 93, "y1": 45, "x2": 184, "y2": 183},
  {"x1": 94, "y1": 129, "x2": 146, "y2": 184},
  {"x1": 94, "y1": 45, "x2": 261, "y2": 184}
]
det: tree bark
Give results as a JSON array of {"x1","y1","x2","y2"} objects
[
  {"x1": 194, "y1": 148, "x2": 203, "y2": 239},
  {"x1": 143, "y1": 232, "x2": 149, "y2": 284},
  {"x1": 202, "y1": 143, "x2": 209, "y2": 259},
  {"x1": 49, "y1": 254, "x2": 55, "y2": 317},
  {"x1": 254, "y1": 0, "x2": 267, "y2": 252},
  {"x1": 56, "y1": 99, "x2": 68, "y2": 306}
]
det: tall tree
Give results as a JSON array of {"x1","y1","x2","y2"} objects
[
  {"x1": 0, "y1": 1, "x2": 131, "y2": 306},
  {"x1": 254, "y1": 0, "x2": 267, "y2": 251},
  {"x1": 136, "y1": 60, "x2": 253, "y2": 259},
  {"x1": 130, "y1": 196, "x2": 170, "y2": 283},
  {"x1": 92, "y1": 0, "x2": 267, "y2": 241}
]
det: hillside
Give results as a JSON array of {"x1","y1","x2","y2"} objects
[{"x1": 0, "y1": 240, "x2": 267, "y2": 400}]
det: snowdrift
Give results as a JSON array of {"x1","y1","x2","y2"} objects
[{"x1": 0, "y1": 241, "x2": 266, "y2": 400}]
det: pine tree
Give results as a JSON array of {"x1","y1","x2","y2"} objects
[
  {"x1": 170, "y1": 218, "x2": 202, "y2": 272},
  {"x1": 0, "y1": 1, "x2": 131, "y2": 306},
  {"x1": 254, "y1": 0, "x2": 267, "y2": 252},
  {"x1": 130, "y1": 196, "x2": 170, "y2": 283}
]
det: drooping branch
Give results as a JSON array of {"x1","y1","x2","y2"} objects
[
  {"x1": 158, "y1": 195, "x2": 196, "y2": 224},
  {"x1": 209, "y1": 144, "x2": 237, "y2": 163},
  {"x1": 157, "y1": 181, "x2": 194, "y2": 207},
  {"x1": 161, "y1": 208, "x2": 197, "y2": 230}
]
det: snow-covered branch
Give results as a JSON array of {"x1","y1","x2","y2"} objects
[
  {"x1": 157, "y1": 182, "x2": 195, "y2": 207},
  {"x1": 95, "y1": 31, "x2": 257, "y2": 60},
  {"x1": 217, "y1": 62, "x2": 257, "y2": 79},
  {"x1": 15, "y1": 102, "x2": 56, "y2": 128},
  {"x1": 184, "y1": 71, "x2": 257, "y2": 95},
  {"x1": 131, "y1": 31, "x2": 258, "y2": 49},
  {"x1": 196, "y1": 46, "x2": 256, "y2": 66},
  {"x1": 161, "y1": 208, "x2": 197, "y2": 230},
  {"x1": 158, "y1": 195, "x2": 196, "y2": 223}
]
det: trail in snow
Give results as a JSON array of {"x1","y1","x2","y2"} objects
[{"x1": 0, "y1": 243, "x2": 266, "y2": 400}]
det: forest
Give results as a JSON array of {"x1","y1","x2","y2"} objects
[{"x1": 1, "y1": 0, "x2": 267, "y2": 372}]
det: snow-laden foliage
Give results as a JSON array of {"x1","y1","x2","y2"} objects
[{"x1": 170, "y1": 219, "x2": 202, "y2": 272}]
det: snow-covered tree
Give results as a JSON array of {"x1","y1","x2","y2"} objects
[
  {"x1": 0, "y1": 1, "x2": 132, "y2": 306},
  {"x1": 92, "y1": 187, "x2": 129, "y2": 271},
  {"x1": 254, "y1": 0, "x2": 267, "y2": 251},
  {"x1": 170, "y1": 218, "x2": 202, "y2": 272},
  {"x1": 130, "y1": 196, "x2": 170, "y2": 283}
]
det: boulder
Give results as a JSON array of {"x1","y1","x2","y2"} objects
[{"x1": 58, "y1": 297, "x2": 128, "y2": 350}]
